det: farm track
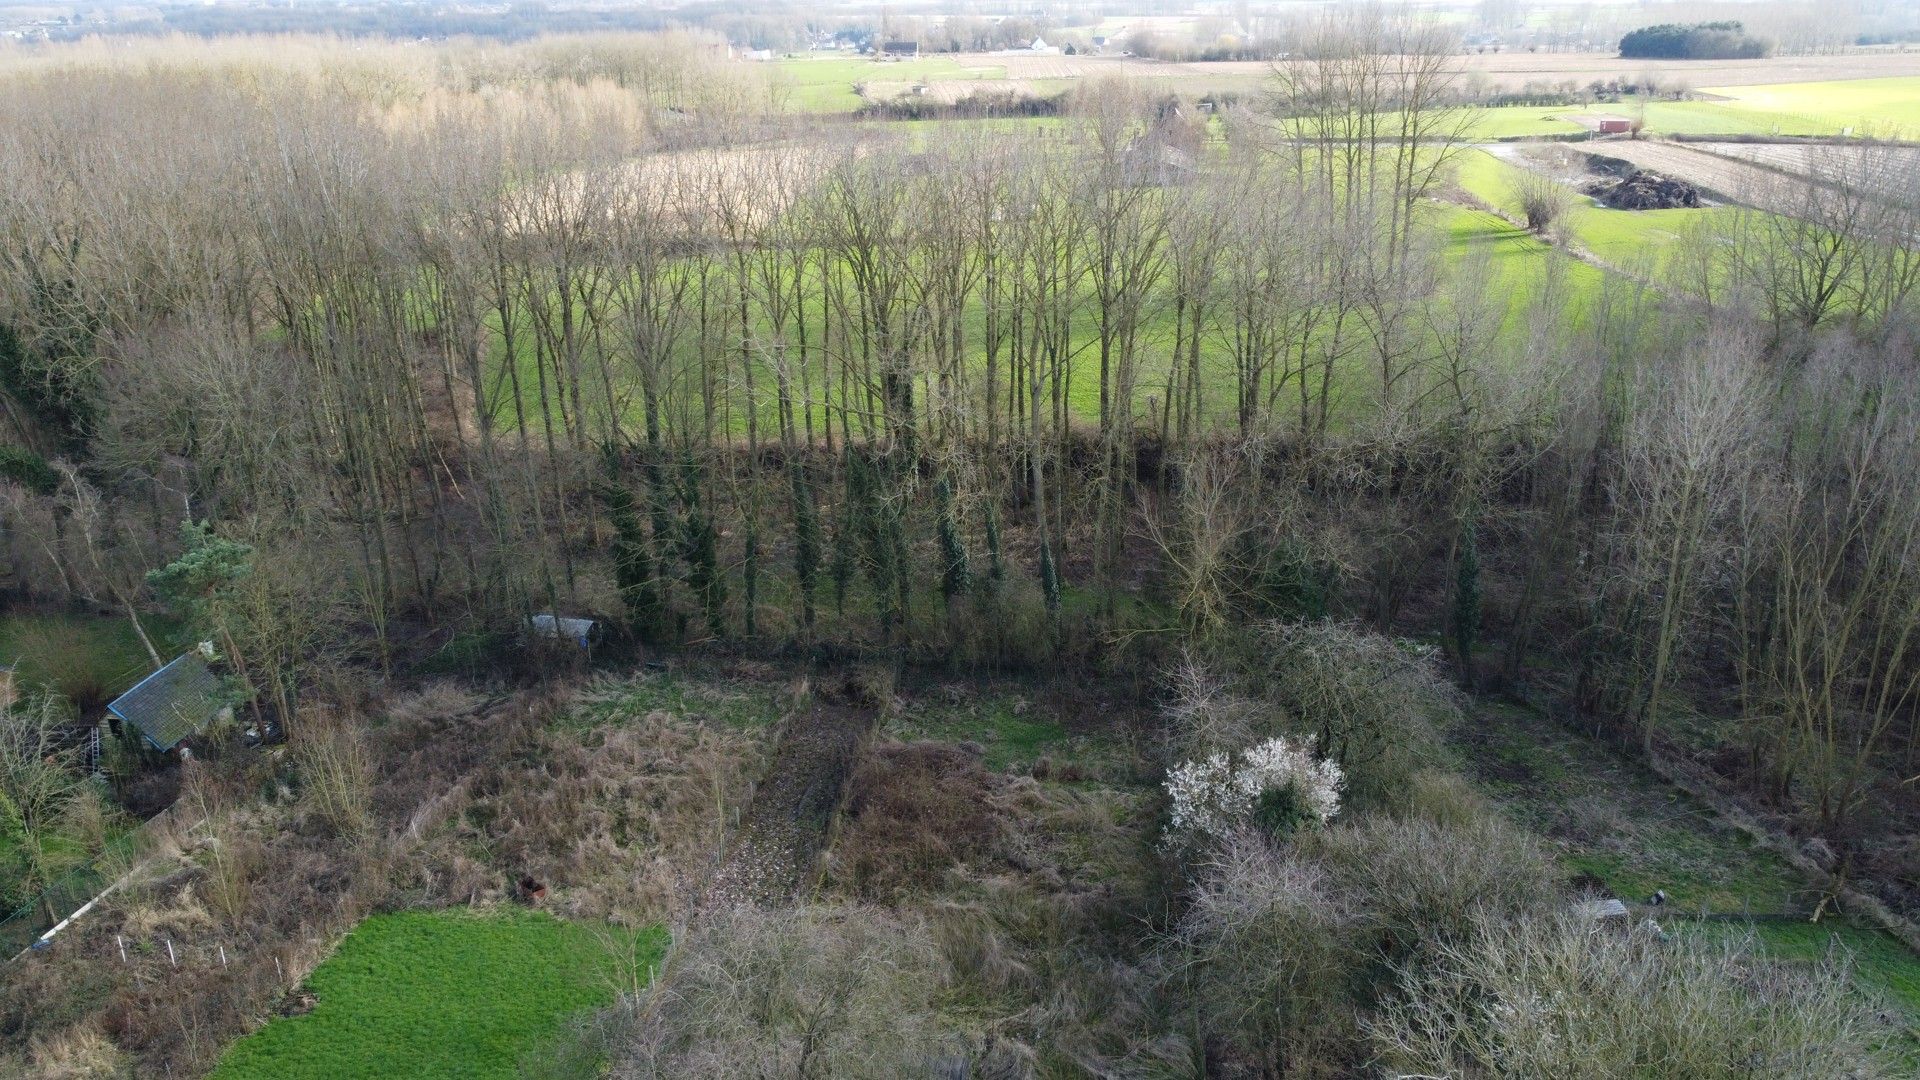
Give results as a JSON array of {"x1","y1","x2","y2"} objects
[{"x1": 704, "y1": 701, "x2": 877, "y2": 906}]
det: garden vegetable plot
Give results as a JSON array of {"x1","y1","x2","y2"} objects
[{"x1": 210, "y1": 910, "x2": 664, "y2": 1080}]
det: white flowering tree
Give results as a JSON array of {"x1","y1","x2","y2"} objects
[{"x1": 1166, "y1": 736, "x2": 1343, "y2": 843}]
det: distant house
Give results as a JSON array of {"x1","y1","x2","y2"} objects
[
  {"x1": 106, "y1": 653, "x2": 228, "y2": 754},
  {"x1": 880, "y1": 40, "x2": 920, "y2": 59},
  {"x1": 1028, "y1": 36, "x2": 1061, "y2": 55}
]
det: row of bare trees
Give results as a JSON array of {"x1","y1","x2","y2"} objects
[{"x1": 1, "y1": 30, "x2": 1918, "y2": 858}]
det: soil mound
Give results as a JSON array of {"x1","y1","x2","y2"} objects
[{"x1": 1585, "y1": 169, "x2": 1701, "y2": 210}]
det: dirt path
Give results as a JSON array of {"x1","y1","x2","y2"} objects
[{"x1": 705, "y1": 702, "x2": 877, "y2": 906}]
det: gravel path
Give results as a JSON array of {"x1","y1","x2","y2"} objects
[{"x1": 704, "y1": 703, "x2": 876, "y2": 907}]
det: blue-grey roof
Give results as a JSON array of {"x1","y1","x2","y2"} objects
[{"x1": 106, "y1": 654, "x2": 225, "y2": 751}]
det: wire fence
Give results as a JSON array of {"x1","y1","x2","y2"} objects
[{"x1": 1, "y1": 803, "x2": 199, "y2": 961}]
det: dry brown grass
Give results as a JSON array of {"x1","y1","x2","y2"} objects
[
  {"x1": 4, "y1": 1018, "x2": 132, "y2": 1079},
  {"x1": 829, "y1": 741, "x2": 1001, "y2": 901}
]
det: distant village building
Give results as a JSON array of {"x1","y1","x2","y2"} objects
[
  {"x1": 1028, "y1": 36, "x2": 1061, "y2": 55},
  {"x1": 880, "y1": 40, "x2": 920, "y2": 59}
]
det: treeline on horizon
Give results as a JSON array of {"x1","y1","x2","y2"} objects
[{"x1": 0, "y1": 22, "x2": 1918, "y2": 866}]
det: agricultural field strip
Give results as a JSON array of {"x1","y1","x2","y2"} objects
[
  {"x1": 1458, "y1": 52, "x2": 1920, "y2": 91},
  {"x1": 1686, "y1": 141, "x2": 1920, "y2": 201},
  {"x1": 1573, "y1": 140, "x2": 1806, "y2": 212},
  {"x1": 858, "y1": 51, "x2": 1920, "y2": 92}
]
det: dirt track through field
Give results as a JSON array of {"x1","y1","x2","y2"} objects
[{"x1": 704, "y1": 701, "x2": 877, "y2": 906}]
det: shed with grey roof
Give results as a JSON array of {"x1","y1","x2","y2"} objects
[{"x1": 106, "y1": 654, "x2": 227, "y2": 752}]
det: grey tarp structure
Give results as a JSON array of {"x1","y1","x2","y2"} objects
[
  {"x1": 106, "y1": 653, "x2": 225, "y2": 752},
  {"x1": 530, "y1": 614, "x2": 597, "y2": 649}
]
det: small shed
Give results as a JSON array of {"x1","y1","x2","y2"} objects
[
  {"x1": 106, "y1": 653, "x2": 227, "y2": 753},
  {"x1": 880, "y1": 40, "x2": 919, "y2": 59},
  {"x1": 1577, "y1": 113, "x2": 1634, "y2": 135},
  {"x1": 530, "y1": 614, "x2": 599, "y2": 650}
]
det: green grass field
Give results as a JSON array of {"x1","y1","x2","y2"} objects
[
  {"x1": 1451, "y1": 147, "x2": 1726, "y2": 278},
  {"x1": 1458, "y1": 86, "x2": 1911, "y2": 140},
  {"x1": 887, "y1": 693, "x2": 1074, "y2": 771},
  {"x1": 211, "y1": 909, "x2": 664, "y2": 1080},
  {"x1": 1696, "y1": 77, "x2": 1920, "y2": 139},
  {"x1": 769, "y1": 55, "x2": 1008, "y2": 113}
]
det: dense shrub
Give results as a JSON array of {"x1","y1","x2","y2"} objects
[
  {"x1": 1160, "y1": 655, "x2": 1269, "y2": 761},
  {"x1": 1372, "y1": 915, "x2": 1896, "y2": 1078},
  {"x1": 0, "y1": 445, "x2": 57, "y2": 496},
  {"x1": 1169, "y1": 834, "x2": 1362, "y2": 1076},
  {"x1": 608, "y1": 904, "x2": 954, "y2": 1078},
  {"x1": 1235, "y1": 621, "x2": 1455, "y2": 808},
  {"x1": 1308, "y1": 813, "x2": 1561, "y2": 954},
  {"x1": 292, "y1": 711, "x2": 373, "y2": 839},
  {"x1": 1381, "y1": 768, "x2": 1493, "y2": 828}
]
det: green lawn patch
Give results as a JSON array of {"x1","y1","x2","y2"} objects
[
  {"x1": 211, "y1": 909, "x2": 662, "y2": 1080},
  {"x1": 1461, "y1": 702, "x2": 1811, "y2": 914},
  {"x1": 563, "y1": 669, "x2": 784, "y2": 732},
  {"x1": 889, "y1": 694, "x2": 1071, "y2": 771}
]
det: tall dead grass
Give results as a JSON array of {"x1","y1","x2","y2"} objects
[{"x1": 1372, "y1": 914, "x2": 1897, "y2": 1078}]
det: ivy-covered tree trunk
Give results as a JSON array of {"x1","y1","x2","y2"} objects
[
  {"x1": 791, "y1": 461, "x2": 821, "y2": 631},
  {"x1": 597, "y1": 455, "x2": 660, "y2": 642},
  {"x1": 935, "y1": 473, "x2": 972, "y2": 606}
]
